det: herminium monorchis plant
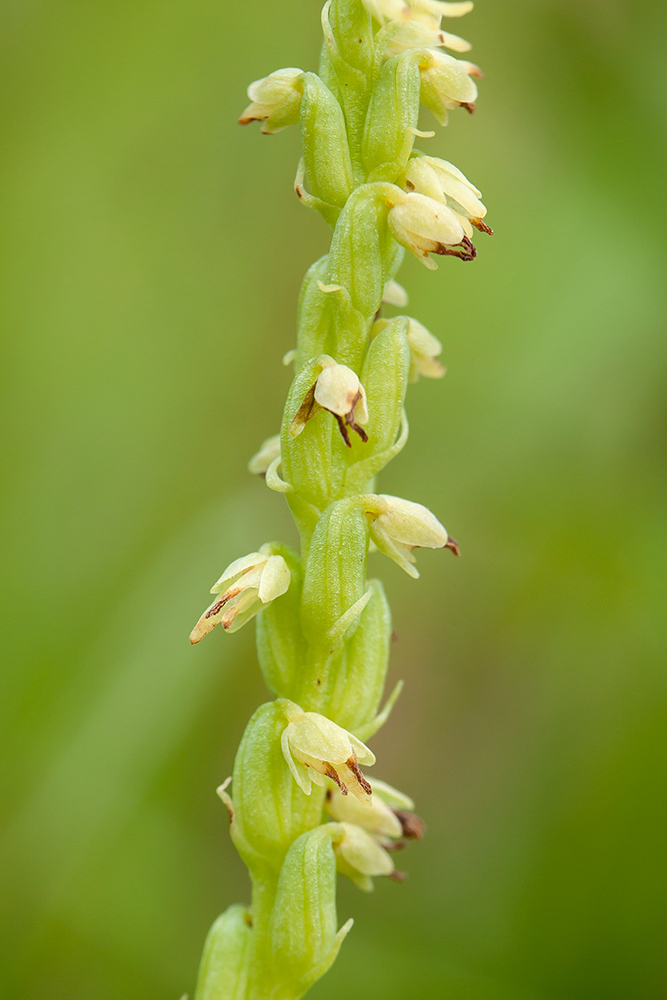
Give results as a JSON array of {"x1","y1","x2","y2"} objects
[{"x1": 190, "y1": 1, "x2": 490, "y2": 996}]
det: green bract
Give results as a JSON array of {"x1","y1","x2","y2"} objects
[{"x1": 189, "y1": 0, "x2": 491, "y2": 995}]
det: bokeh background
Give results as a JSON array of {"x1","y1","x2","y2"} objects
[{"x1": 2, "y1": 0, "x2": 666, "y2": 997}]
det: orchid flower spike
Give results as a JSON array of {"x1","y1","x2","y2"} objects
[
  {"x1": 280, "y1": 700, "x2": 375, "y2": 801},
  {"x1": 189, "y1": 548, "x2": 290, "y2": 642}
]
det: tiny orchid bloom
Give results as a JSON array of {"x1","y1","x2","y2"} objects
[
  {"x1": 405, "y1": 156, "x2": 492, "y2": 237},
  {"x1": 418, "y1": 49, "x2": 481, "y2": 124},
  {"x1": 384, "y1": 20, "x2": 471, "y2": 57},
  {"x1": 333, "y1": 823, "x2": 400, "y2": 892},
  {"x1": 326, "y1": 779, "x2": 410, "y2": 839},
  {"x1": 247, "y1": 434, "x2": 281, "y2": 476},
  {"x1": 408, "y1": 0, "x2": 474, "y2": 19},
  {"x1": 189, "y1": 549, "x2": 290, "y2": 642},
  {"x1": 366, "y1": 494, "x2": 459, "y2": 577},
  {"x1": 238, "y1": 68, "x2": 304, "y2": 135},
  {"x1": 280, "y1": 700, "x2": 375, "y2": 801},
  {"x1": 290, "y1": 355, "x2": 369, "y2": 447},
  {"x1": 405, "y1": 317, "x2": 446, "y2": 381},
  {"x1": 387, "y1": 190, "x2": 475, "y2": 269},
  {"x1": 382, "y1": 279, "x2": 409, "y2": 308},
  {"x1": 361, "y1": 0, "x2": 412, "y2": 25}
]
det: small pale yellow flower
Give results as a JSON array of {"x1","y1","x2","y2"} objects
[
  {"x1": 382, "y1": 279, "x2": 409, "y2": 308},
  {"x1": 247, "y1": 434, "x2": 281, "y2": 476},
  {"x1": 290, "y1": 355, "x2": 369, "y2": 447},
  {"x1": 387, "y1": 190, "x2": 475, "y2": 269},
  {"x1": 239, "y1": 68, "x2": 304, "y2": 135},
  {"x1": 405, "y1": 155, "x2": 492, "y2": 238},
  {"x1": 280, "y1": 701, "x2": 375, "y2": 801},
  {"x1": 405, "y1": 317, "x2": 445, "y2": 381},
  {"x1": 367, "y1": 494, "x2": 459, "y2": 577},
  {"x1": 384, "y1": 20, "x2": 471, "y2": 57},
  {"x1": 189, "y1": 549, "x2": 290, "y2": 642},
  {"x1": 333, "y1": 822, "x2": 398, "y2": 892},
  {"x1": 418, "y1": 49, "x2": 481, "y2": 124}
]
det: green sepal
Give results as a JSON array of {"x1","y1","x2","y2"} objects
[
  {"x1": 229, "y1": 703, "x2": 326, "y2": 875},
  {"x1": 328, "y1": 184, "x2": 390, "y2": 319},
  {"x1": 344, "y1": 315, "x2": 410, "y2": 490},
  {"x1": 295, "y1": 257, "x2": 336, "y2": 367},
  {"x1": 300, "y1": 497, "x2": 369, "y2": 651},
  {"x1": 326, "y1": 0, "x2": 374, "y2": 76},
  {"x1": 255, "y1": 544, "x2": 306, "y2": 699},
  {"x1": 300, "y1": 73, "x2": 355, "y2": 219},
  {"x1": 326, "y1": 578, "x2": 392, "y2": 734},
  {"x1": 194, "y1": 905, "x2": 252, "y2": 1000},
  {"x1": 362, "y1": 52, "x2": 421, "y2": 183},
  {"x1": 270, "y1": 826, "x2": 353, "y2": 997}
]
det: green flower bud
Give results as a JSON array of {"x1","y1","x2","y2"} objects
[
  {"x1": 326, "y1": 578, "x2": 392, "y2": 733},
  {"x1": 362, "y1": 53, "x2": 421, "y2": 183},
  {"x1": 227, "y1": 703, "x2": 326, "y2": 875},
  {"x1": 300, "y1": 498, "x2": 370, "y2": 650},
  {"x1": 326, "y1": 0, "x2": 374, "y2": 75},
  {"x1": 299, "y1": 73, "x2": 355, "y2": 219},
  {"x1": 255, "y1": 544, "x2": 306, "y2": 699},
  {"x1": 194, "y1": 905, "x2": 252, "y2": 1000},
  {"x1": 270, "y1": 826, "x2": 354, "y2": 996}
]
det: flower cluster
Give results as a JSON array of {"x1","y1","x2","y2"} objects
[{"x1": 190, "y1": 0, "x2": 490, "y2": 996}]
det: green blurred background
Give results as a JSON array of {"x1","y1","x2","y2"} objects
[{"x1": 1, "y1": 0, "x2": 666, "y2": 997}]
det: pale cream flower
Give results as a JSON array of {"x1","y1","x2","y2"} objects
[
  {"x1": 189, "y1": 549, "x2": 290, "y2": 642},
  {"x1": 239, "y1": 68, "x2": 304, "y2": 135},
  {"x1": 361, "y1": 0, "x2": 473, "y2": 26},
  {"x1": 333, "y1": 823, "x2": 399, "y2": 892},
  {"x1": 290, "y1": 355, "x2": 369, "y2": 447},
  {"x1": 384, "y1": 20, "x2": 471, "y2": 57},
  {"x1": 418, "y1": 49, "x2": 481, "y2": 124},
  {"x1": 247, "y1": 434, "x2": 281, "y2": 476},
  {"x1": 405, "y1": 317, "x2": 445, "y2": 381},
  {"x1": 405, "y1": 155, "x2": 492, "y2": 238},
  {"x1": 382, "y1": 279, "x2": 409, "y2": 308},
  {"x1": 387, "y1": 190, "x2": 475, "y2": 268},
  {"x1": 280, "y1": 700, "x2": 375, "y2": 801},
  {"x1": 367, "y1": 494, "x2": 459, "y2": 577}
]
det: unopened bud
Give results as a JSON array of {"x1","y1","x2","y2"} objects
[
  {"x1": 300, "y1": 73, "x2": 355, "y2": 215},
  {"x1": 255, "y1": 544, "x2": 306, "y2": 699},
  {"x1": 194, "y1": 905, "x2": 252, "y2": 1000},
  {"x1": 189, "y1": 547, "x2": 290, "y2": 642},
  {"x1": 239, "y1": 68, "x2": 304, "y2": 134},
  {"x1": 382, "y1": 279, "x2": 409, "y2": 307}
]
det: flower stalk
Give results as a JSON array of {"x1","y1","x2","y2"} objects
[{"x1": 190, "y1": 1, "x2": 490, "y2": 996}]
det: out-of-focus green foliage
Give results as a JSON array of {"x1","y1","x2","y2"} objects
[{"x1": 1, "y1": 0, "x2": 665, "y2": 997}]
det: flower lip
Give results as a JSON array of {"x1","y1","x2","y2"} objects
[{"x1": 290, "y1": 356, "x2": 369, "y2": 448}]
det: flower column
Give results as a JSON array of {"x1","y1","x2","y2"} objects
[{"x1": 189, "y1": 1, "x2": 491, "y2": 997}]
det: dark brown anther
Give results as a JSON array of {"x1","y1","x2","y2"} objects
[
  {"x1": 460, "y1": 101, "x2": 476, "y2": 114},
  {"x1": 435, "y1": 237, "x2": 477, "y2": 262},
  {"x1": 346, "y1": 754, "x2": 372, "y2": 796},
  {"x1": 388, "y1": 869, "x2": 408, "y2": 883},
  {"x1": 393, "y1": 810, "x2": 426, "y2": 841},
  {"x1": 473, "y1": 218, "x2": 494, "y2": 236},
  {"x1": 445, "y1": 536, "x2": 460, "y2": 557},
  {"x1": 323, "y1": 762, "x2": 348, "y2": 794}
]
